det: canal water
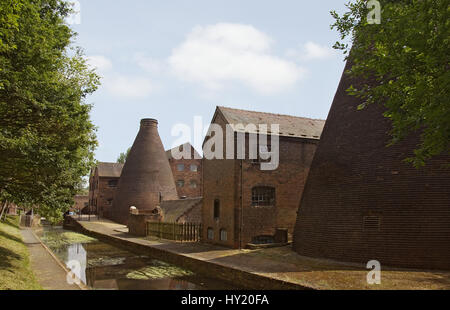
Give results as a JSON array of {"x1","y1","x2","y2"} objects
[{"x1": 37, "y1": 227, "x2": 237, "y2": 290}]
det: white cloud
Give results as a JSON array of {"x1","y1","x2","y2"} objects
[
  {"x1": 286, "y1": 41, "x2": 336, "y2": 61},
  {"x1": 86, "y1": 55, "x2": 113, "y2": 72},
  {"x1": 134, "y1": 53, "x2": 164, "y2": 73},
  {"x1": 104, "y1": 74, "x2": 155, "y2": 99},
  {"x1": 168, "y1": 23, "x2": 305, "y2": 95},
  {"x1": 86, "y1": 55, "x2": 155, "y2": 98}
]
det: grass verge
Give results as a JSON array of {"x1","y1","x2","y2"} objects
[{"x1": 0, "y1": 216, "x2": 42, "y2": 290}]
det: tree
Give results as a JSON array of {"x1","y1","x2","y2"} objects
[
  {"x1": 331, "y1": 0, "x2": 449, "y2": 167},
  {"x1": 117, "y1": 147, "x2": 131, "y2": 164},
  {"x1": 0, "y1": 0, "x2": 100, "y2": 222}
]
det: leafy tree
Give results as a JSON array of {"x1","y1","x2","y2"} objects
[
  {"x1": 0, "y1": 0, "x2": 100, "y2": 222},
  {"x1": 117, "y1": 147, "x2": 131, "y2": 164},
  {"x1": 331, "y1": 0, "x2": 449, "y2": 167}
]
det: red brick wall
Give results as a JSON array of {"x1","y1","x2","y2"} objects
[
  {"x1": 168, "y1": 157, "x2": 202, "y2": 198},
  {"x1": 293, "y1": 62, "x2": 450, "y2": 270},
  {"x1": 202, "y1": 113, "x2": 319, "y2": 248},
  {"x1": 89, "y1": 169, "x2": 120, "y2": 219}
]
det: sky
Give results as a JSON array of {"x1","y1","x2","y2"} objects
[{"x1": 69, "y1": 0, "x2": 351, "y2": 163}]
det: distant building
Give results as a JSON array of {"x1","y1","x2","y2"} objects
[
  {"x1": 89, "y1": 162, "x2": 124, "y2": 218},
  {"x1": 73, "y1": 195, "x2": 89, "y2": 214},
  {"x1": 166, "y1": 143, "x2": 202, "y2": 199},
  {"x1": 202, "y1": 106, "x2": 325, "y2": 248}
]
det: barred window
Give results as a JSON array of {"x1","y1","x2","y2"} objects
[
  {"x1": 252, "y1": 187, "x2": 275, "y2": 206},
  {"x1": 207, "y1": 228, "x2": 214, "y2": 240},
  {"x1": 220, "y1": 229, "x2": 227, "y2": 241}
]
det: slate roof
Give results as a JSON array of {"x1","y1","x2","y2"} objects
[
  {"x1": 160, "y1": 198, "x2": 202, "y2": 223},
  {"x1": 217, "y1": 106, "x2": 326, "y2": 140},
  {"x1": 96, "y1": 162, "x2": 124, "y2": 178}
]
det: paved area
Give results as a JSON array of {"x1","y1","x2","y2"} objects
[
  {"x1": 20, "y1": 228, "x2": 81, "y2": 290},
  {"x1": 75, "y1": 218, "x2": 450, "y2": 290}
]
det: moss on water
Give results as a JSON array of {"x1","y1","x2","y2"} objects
[
  {"x1": 41, "y1": 229, "x2": 97, "y2": 249},
  {"x1": 126, "y1": 262, "x2": 194, "y2": 280}
]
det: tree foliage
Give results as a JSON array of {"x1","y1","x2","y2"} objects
[
  {"x1": 0, "y1": 0, "x2": 100, "y2": 222},
  {"x1": 331, "y1": 0, "x2": 449, "y2": 167},
  {"x1": 117, "y1": 147, "x2": 131, "y2": 164}
]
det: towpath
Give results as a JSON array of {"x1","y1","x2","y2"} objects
[{"x1": 20, "y1": 228, "x2": 82, "y2": 290}]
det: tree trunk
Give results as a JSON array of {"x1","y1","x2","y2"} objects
[{"x1": 0, "y1": 201, "x2": 9, "y2": 222}]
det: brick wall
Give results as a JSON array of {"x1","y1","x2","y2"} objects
[
  {"x1": 89, "y1": 169, "x2": 120, "y2": 219},
  {"x1": 168, "y1": 157, "x2": 202, "y2": 198},
  {"x1": 293, "y1": 62, "x2": 450, "y2": 270}
]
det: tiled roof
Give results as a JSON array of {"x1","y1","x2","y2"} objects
[
  {"x1": 160, "y1": 198, "x2": 202, "y2": 223},
  {"x1": 217, "y1": 106, "x2": 326, "y2": 140},
  {"x1": 96, "y1": 162, "x2": 124, "y2": 178},
  {"x1": 166, "y1": 142, "x2": 202, "y2": 160}
]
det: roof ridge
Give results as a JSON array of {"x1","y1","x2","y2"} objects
[{"x1": 218, "y1": 106, "x2": 326, "y2": 122}]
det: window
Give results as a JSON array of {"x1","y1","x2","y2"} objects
[
  {"x1": 190, "y1": 180, "x2": 197, "y2": 188},
  {"x1": 108, "y1": 180, "x2": 118, "y2": 188},
  {"x1": 220, "y1": 229, "x2": 227, "y2": 241},
  {"x1": 252, "y1": 187, "x2": 275, "y2": 206},
  {"x1": 177, "y1": 164, "x2": 185, "y2": 171},
  {"x1": 176, "y1": 180, "x2": 185, "y2": 188},
  {"x1": 106, "y1": 199, "x2": 113, "y2": 206},
  {"x1": 214, "y1": 199, "x2": 220, "y2": 220},
  {"x1": 190, "y1": 164, "x2": 198, "y2": 172},
  {"x1": 207, "y1": 228, "x2": 214, "y2": 240}
]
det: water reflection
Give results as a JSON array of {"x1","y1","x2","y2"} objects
[{"x1": 39, "y1": 227, "x2": 236, "y2": 290}]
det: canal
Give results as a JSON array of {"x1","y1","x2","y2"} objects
[{"x1": 36, "y1": 227, "x2": 237, "y2": 290}]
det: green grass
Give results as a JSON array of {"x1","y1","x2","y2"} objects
[{"x1": 0, "y1": 216, "x2": 42, "y2": 290}]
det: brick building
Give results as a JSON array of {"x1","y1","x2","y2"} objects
[
  {"x1": 73, "y1": 195, "x2": 89, "y2": 214},
  {"x1": 293, "y1": 61, "x2": 450, "y2": 270},
  {"x1": 202, "y1": 106, "x2": 325, "y2": 248},
  {"x1": 166, "y1": 143, "x2": 202, "y2": 198},
  {"x1": 89, "y1": 162, "x2": 124, "y2": 218}
]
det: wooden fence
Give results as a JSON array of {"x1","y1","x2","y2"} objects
[{"x1": 146, "y1": 222, "x2": 202, "y2": 242}]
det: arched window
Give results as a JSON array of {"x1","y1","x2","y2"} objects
[
  {"x1": 252, "y1": 186, "x2": 275, "y2": 206},
  {"x1": 220, "y1": 229, "x2": 227, "y2": 241},
  {"x1": 207, "y1": 227, "x2": 214, "y2": 240}
]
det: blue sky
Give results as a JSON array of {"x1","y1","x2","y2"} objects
[{"x1": 70, "y1": 0, "x2": 350, "y2": 163}]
